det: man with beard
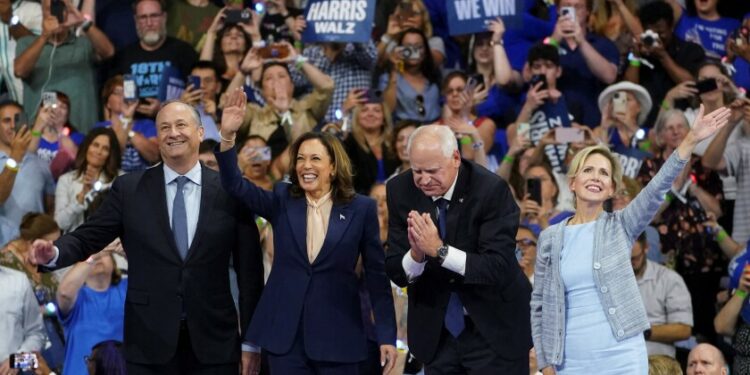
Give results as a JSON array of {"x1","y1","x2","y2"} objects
[{"x1": 111, "y1": 0, "x2": 197, "y2": 119}]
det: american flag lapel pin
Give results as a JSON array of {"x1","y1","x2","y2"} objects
[{"x1": 340, "y1": 214, "x2": 346, "y2": 221}]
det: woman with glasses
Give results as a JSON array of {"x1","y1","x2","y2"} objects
[
  {"x1": 379, "y1": 28, "x2": 441, "y2": 124},
  {"x1": 515, "y1": 225, "x2": 538, "y2": 284}
]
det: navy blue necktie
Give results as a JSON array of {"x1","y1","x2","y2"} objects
[
  {"x1": 172, "y1": 176, "x2": 189, "y2": 260},
  {"x1": 437, "y1": 198, "x2": 465, "y2": 338}
]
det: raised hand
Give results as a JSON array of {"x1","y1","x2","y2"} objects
[
  {"x1": 241, "y1": 47, "x2": 263, "y2": 74},
  {"x1": 487, "y1": 17, "x2": 505, "y2": 40},
  {"x1": 220, "y1": 88, "x2": 247, "y2": 137},
  {"x1": 28, "y1": 239, "x2": 56, "y2": 266},
  {"x1": 690, "y1": 104, "x2": 732, "y2": 142}
]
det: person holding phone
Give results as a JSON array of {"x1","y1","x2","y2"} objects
[
  {"x1": 216, "y1": 89, "x2": 398, "y2": 374},
  {"x1": 520, "y1": 162, "x2": 572, "y2": 235},
  {"x1": 14, "y1": 0, "x2": 114, "y2": 134},
  {"x1": 594, "y1": 81, "x2": 652, "y2": 178},
  {"x1": 505, "y1": 43, "x2": 584, "y2": 175},
  {"x1": 377, "y1": 0, "x2": 445, "y2": 68},
  {"x1": 0, "y1": 265, "x2": 46, "y2": 375},
  {"x1": 439, "y1": 71, "x2": 495, "y2": 159},
  {"x1": 549, "y1": 0, "x2": 619, "y2": 127},
  {"x1": 180, "y1": 62, "x2": 224, "y2": 142},
  {"x1": 237, "y1": 135, "x2": 274, "y2": 191},
  {"x1": 165, "y1": 0, "x2": 222, "y2": 48},
  {"x1": 532, "y1": 105, "x2": 732, "y2": 374}
]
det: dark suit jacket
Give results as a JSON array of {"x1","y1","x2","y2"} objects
[
  {"x1": 343, "y1": 136, "x2": 400, "y2": 195},
  {"x1": 216, "y1": 148, "x2": 396, "y2": 363},
  {"x1": 385, "y1": 160, "x2": 532, "y2": 363},
  {"x1": 46, "y1": 163, "x2": 263, "y2": 365}
]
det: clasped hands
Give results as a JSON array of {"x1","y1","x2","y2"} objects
[{"x1": 407, "y1": 210, "x2": 443, "y2": 263}]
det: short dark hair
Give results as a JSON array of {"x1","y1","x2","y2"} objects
[
  {"x1": 260, "y1": 62, "x2": 291, "y2": 83},
  {"x1": 636, "y1": 232, "x2": 648, "y2": 248},
  {"x1": 527, "y1": 43, "x2": 560, "y2": 66},
  {"x1": 190, "y1": 60, "x2": 220, "y2": 79},
  {"x1": 0, "y1": 99, "x2": 22, "y2": 113},
  {"x1": 639, "y1": 1, "x2": 674, "y2": 28},
  {"x1": 199, "y1": 139, "x2": 218, "y2": 154},
  {"x1": 19, "y1": 213, "x2": 59, "y2": 241},
  {"x1": 288, "y1": 132, "x2": 355, "y2": 204},
  {"x1": 74, "y1": 127, "x2": 122, "y2": 183},
  {"x1": 89, "y1": 340, "x2": 126, "y2": 375}
]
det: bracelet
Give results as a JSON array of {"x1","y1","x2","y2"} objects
[
  {"x1": 716, "y1": 229, "x2": 729, "y2": 242},
  {"x1": 491, "y1": 39, "x2": 503, "y2": 47},
  {"x1": 472, "y1": 141, "x2": 484, "y2": 150},
  {"x1": 459, "y1": 136, "x2": 472, "y2": 145},
  {"x1": 736, "y1": 289, "x2": 748, "y2": 299},
  {"x1": 664, "y1": 193, "x2": 673, "y2": 203},
  {"x1": 220, "y1": 132, "x2": 236, "y2": 144},
  {"x1": 294, "y1": 55, "x2": 309, "y2": 70},
  {"x1": 380, "y1": 34, "x2": 393, "y2": 45},
  {"x1": 85, "y1": 255, "x2": 96, "y2": 265},
  {"x1": 544, "y1": 37, "x2": 559, "y2": 48},
  {"x1": 31, "y1": 130, "x2": 42, "y2": 137},
  {"x1": 660, "y1": 99, "x2": 670, "y2": 110},
  {"x1": 629, "y1": 58, "x2": 641, "y2": 67},
  {"x1": 503, "y1": 155, "x2": 515, "y2": 163}
]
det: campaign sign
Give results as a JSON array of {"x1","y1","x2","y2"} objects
[
  {"x1": 301, "y1": 0, "x2": 374, "y2": 43},
  {"x1": 157, "y1": 65, "x2": 186, "y2": 102},
  {"x1": 447, "y1": 0, "x2": 523, "y2": 36}
]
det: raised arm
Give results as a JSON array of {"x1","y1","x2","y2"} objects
[
  {"x1": 622, "y1": 105, "x2": 731, "y2": 238},
  {"x1": 216, "y1": 88, "x2": 275, "y2": 219}
]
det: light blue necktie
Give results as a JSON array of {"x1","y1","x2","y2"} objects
[
  {"x1": 437, "y1": 198, "x2": 465, "y2": 338},
  {"x1": 172, "y1": 176, "x2": 189, "y2": 260}
]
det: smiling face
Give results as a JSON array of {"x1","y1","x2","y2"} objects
[
  {"x1": 357, "y1": 103, "x2": 385, "y2": 132},
  {"x1": 569, "y1": 153, "x2": 616, "y2": 205},
  {"x1": 156, "y1": 102, "x2": 204, "y2": 169},
  {"x1": 473, "y1": 36, "x2": 493, "y2": 65},
  {"x1": 694, "y1": 0, "x2": 718, "y2": 15},
  {"x1": 295, "y1": 139, "x2": 335, "y2": 198},
  {"x1": 86, "y1": 135, "x2": 112, "y2": 169},
  {"x1": 0, "y1": 104, "x2": 21, "y2": 148}
]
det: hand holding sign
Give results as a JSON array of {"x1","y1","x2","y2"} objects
[
  {"x1": 241, "y1": 47, "x2": 263, "y2": 73},
  {"x1": 487, "y1": 17, "x2": 505, "y2": 40},
  {"x1": 447, "y1": 0, "x2": 521, "y2": 36},
  {"x1": 208, "y1": 8, "x2": 227, "y2": 34},
  {"x1": 301, "y1": 0, "x2": 375, "y2": 43}
]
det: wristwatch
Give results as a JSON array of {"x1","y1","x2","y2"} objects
[
  {"x1": 4, "y1": 157, "x2": 19, "y2": 173},
  {"x1": 436, "y1": 244, "x2": 449, "y2": 265},
  {"x1": 127, "y1": 130, "x2": 136, "y2": 142}
]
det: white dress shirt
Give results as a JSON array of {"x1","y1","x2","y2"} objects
[
  {"x1": 401, "y1": 173, "x2": 468, "y2": 280},
  {"x1": 164, "y1": 162, "x2": 202, "y2": 248}
]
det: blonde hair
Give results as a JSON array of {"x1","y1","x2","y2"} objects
[
  {"x1": 589, "y1": 0, "x2": 638, "y2": 36},
  {"x1": 412, "y1": 0, "x2": 434, "y2": 39},
  {"x1": 567, "y1": 144, "x2": 624, "y2": 195},
  {"x1": 351, "y1": 102, "x2": 394, "y2": 156},
  {"x1": 648, "y1": 355, "x2": 683, "y2": 375}
]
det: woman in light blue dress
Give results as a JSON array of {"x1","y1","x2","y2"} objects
[{"x1": 531, "y1": 105, "x2": 732, "y2": 375}]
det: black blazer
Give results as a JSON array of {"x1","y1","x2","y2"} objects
[
  {"x1": 46, "y1": 163, "x2": 263, "y2": 365},
  {"x1": 343, "y1": 136, "x2": 400, "y2": 195},
  {"x1": 385, "y1": 160, "x2": 532, "y2": 363}
]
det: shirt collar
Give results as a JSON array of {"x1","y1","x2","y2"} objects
[
  {"x1": 639, "y1": 260, "x2": 657, "y2": 282},
  {"x1": 163, "y1": 161, "x2": 202, "y2": 186},
  {"x1": 432, "y1": 170, "x2": 459, "y2": 202}
]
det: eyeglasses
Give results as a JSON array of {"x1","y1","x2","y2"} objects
[
  {"x1": 445, "y1": 87, "x2": 465, "y2": 95},
  {"x1": 416, "y1": 95, "x2": 425, "y2": 117},
  {"x1": 136, "y1": 12, "x2": 163, "y2": 23},
  {"x1": 516, "y1": 238, "x2": 537, "y2": 247}
]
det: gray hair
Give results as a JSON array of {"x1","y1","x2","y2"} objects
[
  {"x1": 406, "y1": 125, "x2": 457, "y2": 158},
  {"x1": 653, "y1": 109, "x2": 688, "y2": 135},
  {"x1": 159, "y1": 100, "x2": 203, "y2": 128}
]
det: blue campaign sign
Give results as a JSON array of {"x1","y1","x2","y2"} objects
[
  {"x1": 447, "y1": 0, "x2": 524, "y2": 36},
  {"x1": 301, "y1": 0, "x2": 374, "y2": 43}
]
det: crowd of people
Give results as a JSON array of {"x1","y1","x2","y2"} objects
[{"x1": 3, "y1": 0, "x2": 750, "y2": 374}]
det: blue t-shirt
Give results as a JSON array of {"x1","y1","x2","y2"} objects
[
  {"x1": 475, "y1": 85, "x2": 521, "y2": 126},
  {"x1": 675, "y1": 15, "x2": 740, "y2": 59},
  {"x1": 557, "y1": 34, "x2": 620, "y2": 127},
  {"x1": 36, "y1": 131, "x2": 85, "y2": 164},
  {"x1": 0, "y1": 152, "x2": 55, "y2": 246},
  {"x1": 728, "y1": 247, "x2": 750, "y2": 324},
  {"x1": 59, "y1": 279, "x2": 127, "y2": 375},
  {"x1": 94, "y1": 119, "x2": 157, "y2": 172},
  {"x1": 524, "y1": 95, "x2": 573, "y2": 174},
  {"x1": 504, "y1": 3, "x2": 557, "y2": 71},
  {"x1": 377, "y1": 73, "x2": 440, "y2": 123},
  {"x1": 733, "y1": 57, "x2": 750, "y2": 93}
]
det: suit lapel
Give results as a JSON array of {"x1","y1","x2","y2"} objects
[
  {"x1": 446, "y1": 165, "x2": 469, "y2": 245},
  {"x1": 143, "y1": 164, "x2": 183, "y2": 262},
  {"x1": 185, "y1": 165, "x2": 218, "y2": 263},
  {"x1": 287, "y1": 196, "x2": 308, "y2": 261},
  {"x1": 313, "y1": 204, "x2": 353, "y2": 266}
]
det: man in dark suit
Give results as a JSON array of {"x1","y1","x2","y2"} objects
[
  {"x1": 28, "y1": 101, "x2": 264, "y2": 374},
  {"x1": 385, "y1": 125, "x2": 531, "y2": 374}
]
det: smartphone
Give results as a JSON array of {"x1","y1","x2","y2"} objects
[
  {"x1": 733, "y1": 26, "x2": 749, "y2": 46},
  {"x1": 247, "y1": 146, "x2": 272, "y2": 161},
  {"x1": 13, "y1": 112, "x2": 28, "y2": 132},
  {"x1": 529, "y1": 74, "x2": 548, "y2": 91},
  {"x1": 364, "y1": 89, "x2": 383, "y2": 102},
  {"x1": 471, "y1": 74, "x2": 484, "y2": 88},
  {"x1": 603, "y1": 198, "x2": 613, "y2": 212},
  {"x1": 123, "y1": 75, "x2": 138, "y2": 101},
  {"x1": 257, "y1": 43, "x2": 290, "y2": 60},
  {"x1": 187, "y1": 75, "x2": 201, "y2": 90},
  {"x1": 225, "y1": 8, "x2": 252, "y2": 24},
  {"x1": 695, "y1": 78, "x2": 718, "y2": 95},
  {"x1": 555, "y1": 127, "x2": 584, "y2": 143},
  {"x1": 527, "y1": 178, "x2": 542, "y2": 205},
  {"x1": 612, "y1": 91, "x2": 627, "y2": 116},
  {"x1": 42, "y1": 91, "x2": 58, "y2": 108},
  {"x1": 50, "y1": 0, "x2": 66, "y2": 23},
  {"x1": 465, "y1": 76, "x2": 478, "y2": 93},
  {"x1": 560, "y1": 6, "x2": 576, "y2": 23},
  {"x1": 517, "y1": 122, "x2": 530, "y2": 141},
  {"x1": 688, "y1": 197, "x2": 708, "y2": 224},
  {"x1": 9, "y1": 353, "x2": 38, "y2": 370}
]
